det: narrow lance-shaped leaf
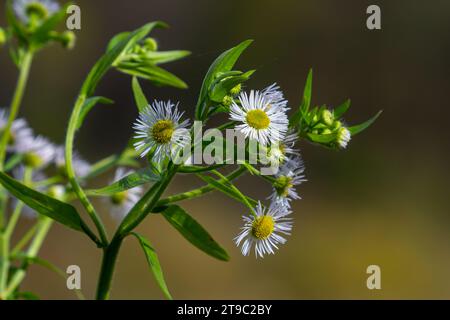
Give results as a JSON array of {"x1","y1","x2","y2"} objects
[
  {"x1": 161, "y1": 205, "x2": 230, "y2": 261},
  {"x1": 87, "y1": 167, "x2": 160, "y2": 196},
  {"x1": 118, "y1": 64, "x2": 187, "y2": 89},
  {"x1": 131, "y1": 233, "x2": 172, "y2": 300},
  {"x1": 209, "y1": 70, "x2": 256, "y2": 103},
  {"x1": 195, "y1": 40, "x2": 253, "y2": 120},
  {"x1": 306, "y1": 132, "x2": 337, "y2": 144},
  {"x1": 0, "y1": 172, "x2": 99, "y2": 244},
  {"x1": 333, "y1": 99, "x2": 351, "y2": 119},
  {"x1": 348, "y1": 110, "x2": 383, "y2": 136},
  {"x1": 290, "y1": 68, "x2": 313, "y2": 128},
  {"x1": 77, "y1": 96, "x2": 114, "y2": 130},
  {"x1": 132, "y1": 77, "x2": 149, "y2": 111},
  {"x1": 81, "y1": 22, "x2": 165, "y2": 96},
  {"x1": 144, "y1": 50, "x2": 191, "y2": 65}
]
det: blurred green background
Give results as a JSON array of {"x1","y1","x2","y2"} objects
[{"x1": 1, "y1": 0, "x2": 450, "y2": 299}]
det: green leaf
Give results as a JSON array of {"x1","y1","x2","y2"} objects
[
  {"x1": 81, "y1": 22, "x2": 164, "y2": 96},
  {"x1": 87, "y1": 167, "x2": 160, "y2": 196},
  {"x1": 77, "y1": 96, "x2": 114, "y2": 130},
  {"x1": 118, "y1": 64, "x2": 187, "y2": 89},
  {"x1": 161, "y1": 205, "x2": 229, "y2": 261},
  {"x1": 333, "y1": 99, "x2": 351, "y2": 119},
  {"x1": 106, "y1": 31, "x2": 131, "y2": 52},
  {"x1": 209, "y1": 70, "x2": 255, "y2": 103},
  {"x1": 131, "y1": 233, "x2": 172, "y2": 300},
  {"x1": 0, "y1": 172, "x2": 97, "y2": 241},
  {"x1": 132, "y1": 77, "x2": 149, "y2": 111},
  {"x1": 5, "y1": 154, "x2": 24, "y2": 171},
  {"x1": 348, "y1": 110, "x2": 383, "y2": 136},
  {"x1": 30, "y1": 2, "x2": 72, "y2": 48},
  {"x1": 195, "y1": 40, "x2": 253, "y2": 120},
  {"x1": 144, "y1": 50, "x2": 191, "y2": 65},
  {"x1": 6, "y1": 0, "x2": 27, "y2": 43},
  {"x1": 15, "y1": 292, "x2": 40, "y2": 300},
  {"x1": 307, "y1": 132, "x2": 337, "y2": 144},
  {"x1": 290, "y1": 68, "x2": 313, "y2": 128},
  {"x1": 197, "y1": 174, "x2": 257, "y2": 207}
]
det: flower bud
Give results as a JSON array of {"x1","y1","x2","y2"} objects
[
  {"x1": 321, "y1": 109, "x2": 334, "y2": 126},
  {"x1": 23, "y1": 153, "x2": 43, "y2": 168},
  {"x1": 143, "y1": 38, "x2": 158, "y2": 51},
  {"x1": 336, "y1": 127, "x2": 351, "y2": 149},
  {"x1": 0, "y1": 28, "x2": 6, "y2": 46},
  {"x1": 222, "y1": 95, "x2": 233, "y2": 107},
  {"x1": 321, "y1": 128, "x2": 332, "y2": 135},
  {"x1": 333, "y1": 120, "x2": 342, "y2": 130},
  {"x1": 47, "y1": 185, "x2": 66, "y2": 201},
  {"x1": 230, "y1": 84, "x2": 242, "y2": 96},
  {"x1": 60, "y1": 31, "x2": 76, "y2": 49}
]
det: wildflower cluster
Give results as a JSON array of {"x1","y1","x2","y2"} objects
[{"x1": 0, "y1": 0, "x2": 380, "y2": 300}]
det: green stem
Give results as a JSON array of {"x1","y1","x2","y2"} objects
[
  {"x1": 0, "y1": 166, "x2": 32, "y2": 297},
  {"x1": 65, "y1": 95, "x2": 108, "y2": 246},
  {"x1": 0, "y1": 51, "x2": 34, "y2": 230},
  {"x1": 4, "y1": 217, "x2": 53, "y2": 298},
  {"x1": 10, "y1": 223, "x2": 39, "y2": 257},
  {"x1": 95, "y1": 166, "x2": 178, "y2": 300},
  {"x1": 0, "y1": 51, "x2": 33, "y2": 170},
  {"x1": 157, "y1": 166, "x2": 247, "y2": 206}
]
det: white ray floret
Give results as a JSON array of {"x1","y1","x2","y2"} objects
[
  {"x1": 13, "y1": 0, "x2": 60, "y2": 23},
  {"x1": 16, "y1": 135, "x2": 56, "y2": 168},
  {"x1": 235, "y1": 201, "x2": 293, "y2": 258},
  {"x1": 0, "y1": 108, "x2": 34, "y2": 152},
  {"x1": 269, "y1": 156, "x2": 306, "y2": 209},
  {"x1": 133, "y1": 100, "x2": 190, "y2": 164}
]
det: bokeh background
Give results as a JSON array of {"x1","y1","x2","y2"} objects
[{"x1": 1, "y1": 0, "x2": 450, "y2": 299}]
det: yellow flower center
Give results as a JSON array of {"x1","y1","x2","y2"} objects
[
  {"x1": 151, "y1": 120, "x2": 175, "y2": 144},
  {"x1": 251, "y1": 215, "x2": 275, "y2": 240},
  {"x1": 111, "y1": 191, "x2": 128, "y2": 205},
  {"x1": 246, "y1": 109, "x2": 270, "y2": 130},
  {"x1": 274, "y1": 175, "x2": 293, "y2": 197}
]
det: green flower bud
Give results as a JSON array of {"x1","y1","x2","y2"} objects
[
  {"x1": 312, "y1": 114, "x2": 319, "y2": 123},
  {"x1": 333, "y1": 120, "x2": 342, "y2": 130},
  {"x1": 222, "y1": 95, "x2": 234, "y2": 107},
  {"x1": 143, "y1": 38, "x2": 158, "y2": 51},
  {"x1": 60, "y1": 31, "x2": 76, "y2": 50},
  {"x1": 26, "y1": 2, "x2": 49, "y2": 21},
  {"x1": 321, "y1": 128, "x2": 332, "y2": 135},
  {"x1": 47, "y1": 185, "x2": 66, "y2": 201},
  {"x1": 321, "y1": 109, "x2": 334, "y2": 126},
  {"x1": 23, "y1": 153, "x2": 43, "y2": 169},
  {"x1": 0, "y1": 28, "x2": 6, "y2": 46},
  {"x1": 230, "y1": 84, "x2": 242, "y2": 96},
  {"x1": 111, "y1": 191, "x2": 128, "y2": 205}
]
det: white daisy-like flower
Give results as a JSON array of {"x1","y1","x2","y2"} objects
[
  {"x1": 269, "y1": 156, "x2": 306, "y2": 209},
  {"x1": 0, "y1": 108, "x2": 34, "y2": 152},
  {"x1": 230, "y1": 89, "x2": 288, "y2": 146},
  {"x1": 261, "y1": 83, "x2": 289, "y2": 111},
  {"x1": 235, "y1": 201, "x2": 293, "y2": 258},
  {"x1": 13, "y1": 0, "x2": 60, "y2": 24},
  {"x1": 16, "y1": 135, "x2": 56, "y2": 169},
  {"x1": 107, "y1": 168, "x2": 143, "y2": 222},
  {"x1": 266, "y1": 129, "x2": 299, "y2": 166},
  {"x1": 133, "y1": 100, "x2": 190, "y2": 163},
  {"x1": 12, "y1": 165, "x2": 47, "y2": 218},
  {"x1": 336, "y1": 127, "x2": 351, "y2": 149},
  {"x1": 54, "y1": 146, "x2": 91, "y2": 178}
]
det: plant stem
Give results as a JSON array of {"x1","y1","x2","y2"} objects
[
  {"x1": 4, "y1": 217, "x2": 53, "y2": 298},
  {"x1": 0, "y1": 51, "x2": 33, "y2": 170},
  {"x1": 0, "y1": 50, "x2": 33, "y2": 230},
  {"x1": 0, "y1": 166, "x2": 32, "y2": 297},
  {"x1": 95, "y1": 166, "x2": 178, "y2": 300},
  {"x1": 157, "y1": 166, "x2": 247, "y2": 206},
  {"x1": 65, "y1": 95, "x2": 108, "y2": 246}
]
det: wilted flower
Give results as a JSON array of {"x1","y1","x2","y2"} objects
[
  {"x1": 133, "y1": 100, "x2": 190, "y2": 164},
  {"x1": 235, "y1": 201, "x2": 293, "y2": 258},
  {"x1": 266, "y1": 130, "x2": 299, "y2": 166}
]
